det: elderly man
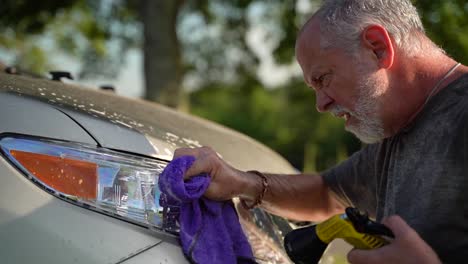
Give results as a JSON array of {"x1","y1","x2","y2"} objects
[{"x1": 175, "y1": 0, "x2": 467, "y2": 263}]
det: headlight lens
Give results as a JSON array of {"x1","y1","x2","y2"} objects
[{"x1": 0, "y1": 136, "x2": 178, "y2": 232}]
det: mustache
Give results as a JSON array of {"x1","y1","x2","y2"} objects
[{"x1": 329, "y1": 105, "x2": 352, "y2": 117}]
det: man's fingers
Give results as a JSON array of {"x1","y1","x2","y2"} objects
[
  {"x1": 184, "y1": 157, "x2": 212, "y2": 179},
  {"x1": 347, "y1": 217, "x2": 400, "y2": 264},
  {"x1": 381, "y1": 215, "x2": 414, "y2": 239},
  {"x1": 173, "y1": 147, "x2": 198, "y2": 158},
  {"x1": 173, "y1": 147, "x2": 219, "y2": 180}
]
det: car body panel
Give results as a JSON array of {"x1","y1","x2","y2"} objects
[
  {"x1": 58, "y1": 108, "x2": 160, "y2": 158},
  {"x1": 120, "y1": 242, "x2": 190, "y2": 264},
  {"x1": 0, "y1": 93, "x2": 97, "y2": 146}
]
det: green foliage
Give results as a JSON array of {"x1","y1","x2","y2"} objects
[
  {"x1": 0, "y1": 0, "x2": 80, "y2": 74},
  {"x1": 270, "y1": 0, "x2": 301, "y2": 64},
  {"x1": 0, "y1": 0, "x2": 139, "y2": 78},
  {"x1": 414, "y1": 0, "x2": 468, "y2": 64},
  {"x1": 179, "y1": 0, "x2": 305, "y2": 86},
  {"x1": 0, "y1": 0, "x2": 78, "y2": 34}
]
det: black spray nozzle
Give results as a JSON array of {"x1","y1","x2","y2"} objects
[
  {"x1": 345, "y1": 207, "x2": 394, "y2": 238},
  {"x1": 284, "y1": 225, "x2": 327, "y2": 264}
]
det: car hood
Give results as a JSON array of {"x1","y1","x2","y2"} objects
[{"x1": 0, "y1": 72, "x2": 295, "y2": 173}]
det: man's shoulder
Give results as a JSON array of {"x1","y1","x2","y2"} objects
[
  {"x1": 447, "y1": 73, "x2": 468, "y2": 96},
  {"x1": 448, "y1": 74, "x2": 468, "y2": 119},
  {"x1": 432, "y1": 73, "x2": 468, "y2": 119}
]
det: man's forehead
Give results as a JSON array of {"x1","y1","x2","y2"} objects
[
  {"x1": 297, "y1": 12, "x2": 321, "y2": 41},
  {"x1": 296, "y1": 17, "x2": 322, "y2": 56},
  {"x1": 298, "y1": 15, "x2": 321, "y2": 42},
  {"x1": 296, "y1": 19, "x2": 325, "y2": 72}
]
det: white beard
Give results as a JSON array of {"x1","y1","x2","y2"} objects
[{"x1": 331, "y1": 65, "x2": 386, "y2": 144}]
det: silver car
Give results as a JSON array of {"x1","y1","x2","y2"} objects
[{"x1": 0, "y1": 71, "x2": 301, "y2": 263}]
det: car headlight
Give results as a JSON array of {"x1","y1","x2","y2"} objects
[{"x1": 0, "y1": 136, "x2": 179, "y2": 233}]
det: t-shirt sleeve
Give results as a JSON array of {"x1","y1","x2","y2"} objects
[{"x1": 321, "y1": 144, "x2": 378, "y2": 215}]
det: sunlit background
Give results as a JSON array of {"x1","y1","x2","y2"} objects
[{"x1": 1, "y1": 0, "x2": 467, "y2": 172}]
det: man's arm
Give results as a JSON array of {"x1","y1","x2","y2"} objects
[
  {"x1": 174, "y1": 146, "x2": 344, "y2": 222},
  {"x1": 242, "y1": 171, "x2": 345, "y2": 221}
]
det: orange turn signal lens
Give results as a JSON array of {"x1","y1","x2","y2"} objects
[{"x1": 10, "y1": 150, "x2": 98, "y2": 200}]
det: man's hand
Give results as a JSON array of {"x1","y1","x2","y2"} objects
[
  {"x1": 347, "y1": 215, "x2": 441, "y2": 264},
  {"x1": 173, "y1": 147, "x2": 253, "y2": 201}
]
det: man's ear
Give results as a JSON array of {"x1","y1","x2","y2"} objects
[{"x1": 361, "y1": 25, "x2": 394, "y2": 69}]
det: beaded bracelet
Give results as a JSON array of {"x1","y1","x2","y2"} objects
[{"x1": 240, "y1": 170, "x2": 269, "y2": 210}]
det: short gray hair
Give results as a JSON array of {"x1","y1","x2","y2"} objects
[{"x1": 316, "y1": 0, "x2": 425, "y2": 55}]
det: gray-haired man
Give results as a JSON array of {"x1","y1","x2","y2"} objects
[{"x1": 175, "y1": 1, "x2": 468, "y2": 263}]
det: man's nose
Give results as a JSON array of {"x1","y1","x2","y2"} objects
[{"x1": 315, "y1": 90, "x2": 334, "y2": 112}]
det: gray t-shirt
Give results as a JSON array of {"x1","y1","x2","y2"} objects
[{"x1": 323, "y1": 74, "x2": 468, "y2": 263}]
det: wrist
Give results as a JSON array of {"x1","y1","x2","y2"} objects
[
  {"x1": 236, "y1": 170, "x2": 261, "y2": 199},
  {"x1": 239, "y1": 170, "x2": 268, "y2": 209}
]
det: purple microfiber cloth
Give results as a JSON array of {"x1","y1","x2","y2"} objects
[{"x1": 158, "y1": 155, "x2": 256, "y2": 264}]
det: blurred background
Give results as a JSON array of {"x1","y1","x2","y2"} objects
[{"x1": 0, "y1": 0, "x2": 467, "y2": 172}]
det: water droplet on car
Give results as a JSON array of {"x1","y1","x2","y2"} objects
[
  {"x1": 165, "y1": 132, "x2": 179, "y2": 140},
  {"x1": 164, "y1": 148, "x2": 172, "y2": 155},
  {"x1": 89, "y1": 109, "x2": 106, "y2": 115}
]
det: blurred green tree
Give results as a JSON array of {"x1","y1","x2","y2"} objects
[
  {"x1": 0, "y1": 0, "x2": 80, "y2": 73},
  {"x1": 0, "y1": 0, "x2": 139, "y2": 79},
  {"x1": 140, "y1": 0, "x2": 184, "y2": 107},
  {"x1": 414, "y1": 0, "x2": 468, "y2": 64}
]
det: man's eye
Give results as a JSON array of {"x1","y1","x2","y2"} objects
[{"x1": 313, "y1": 73, "x2": 332, "y2": 89}]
